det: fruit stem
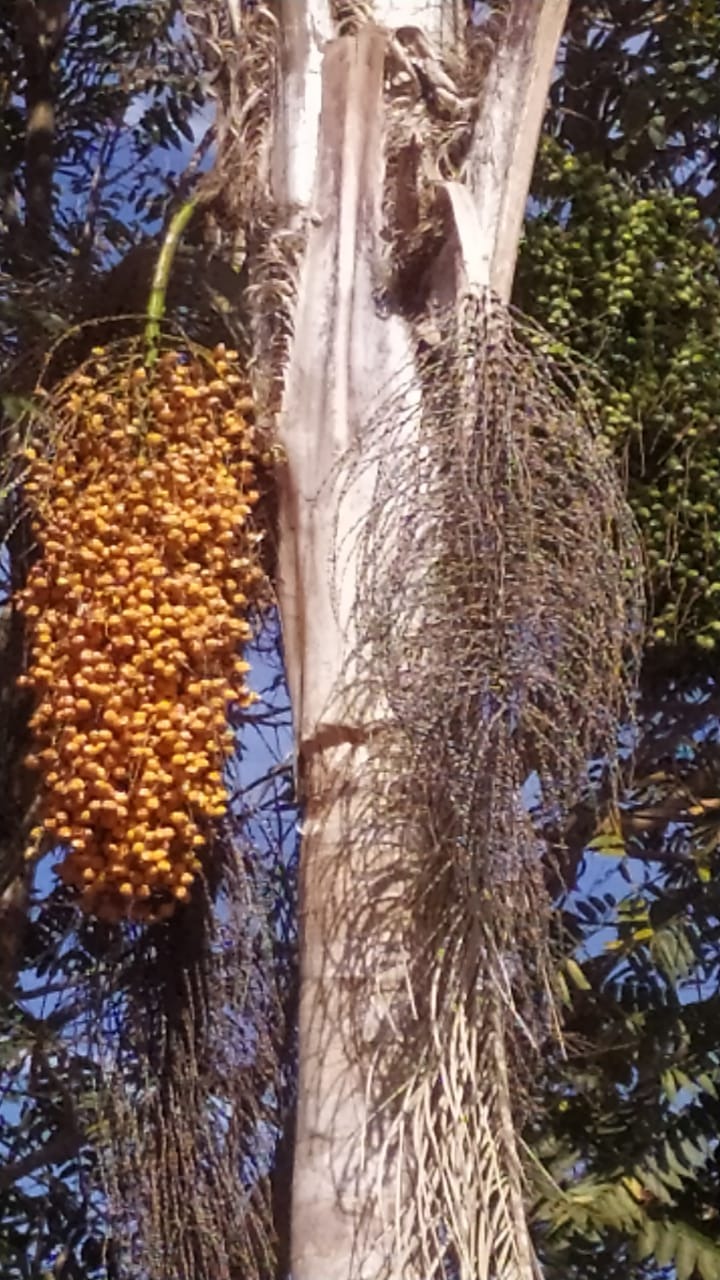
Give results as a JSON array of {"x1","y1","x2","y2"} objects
[{"x1": 145, "y1": 196, "x2": 199, "y2": 362}]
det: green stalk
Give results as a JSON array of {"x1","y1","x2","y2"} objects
[{"x1": 144, "y1": 195, "x2": 199, "y2": 362}]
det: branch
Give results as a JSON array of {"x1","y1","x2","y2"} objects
[
  {"x1": 0, "y1": 875, "x2": 29, "y2": 993},
  {"x1": 0, "y1": 1126, "x2": 82, "y2": 1192}
]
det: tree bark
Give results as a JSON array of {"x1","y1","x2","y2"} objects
[
  {"x1": 270, "y1": 3, "x2": 571, "y2": 1276},
  {"x1": 465, "y1": 0, "x2": 571, "y2": 301},
  {"x1": 15, "y1": 0, "x2": 69, "y2": 258},
  {"x1": 276, "y1": 26, "x2": 416, "y2": 1276}
]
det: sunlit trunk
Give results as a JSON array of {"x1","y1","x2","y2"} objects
[{"x1": 269, "y1": 2, "x2": 570, "y2": 1276}]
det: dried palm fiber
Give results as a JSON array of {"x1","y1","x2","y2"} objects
[
  {"x1": 184, "y1": 1, "x2": 275, "y2": 235},
  {"x1": 184, "y1": 0, "x2": 302, "y2": 417},
  {"x1": 73, "y1": 804, "x2": 293, "y2": 1280},
  {"x1": 323, "y1": 289, "x2": 644, "y2": 1279},
  {"x1": 16, "y1": 337, "x2": 271, "y2": 924}
]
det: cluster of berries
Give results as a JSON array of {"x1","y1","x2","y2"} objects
[{"x1": 18, "y1": 344, "x2": 264, "y2": 923}]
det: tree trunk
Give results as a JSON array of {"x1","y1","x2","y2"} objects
[
  {"x1": 269, "y1": 2, "x2": 570, "y2": 1276},
  {"x1": 276, "y1": 27, "x2": 413, "y2": 1276},
  {"x1": 15, "y1": 0, "x2": 69, "y2": 259}
]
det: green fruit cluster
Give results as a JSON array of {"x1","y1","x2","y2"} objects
[{"x1": 518, "y1": 139, "x2": 720, "y2": 655}]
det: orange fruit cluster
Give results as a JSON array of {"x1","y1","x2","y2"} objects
[{"x1": 17, "y1": 344, "x2": 265, "y2": 924}]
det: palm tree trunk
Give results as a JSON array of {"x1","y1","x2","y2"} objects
[{"x1": 270, "y1": 3, "x2": 570, "y2": 1275}]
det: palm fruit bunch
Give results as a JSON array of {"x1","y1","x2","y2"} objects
[{"x1": 17, "y1": 342, "x2": 266, "y2": 924}]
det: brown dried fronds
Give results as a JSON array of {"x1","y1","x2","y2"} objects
[
  {"x1": 244, "y1": 227, "x2": 306, "y2": 423},
  {"x1": 326, "y1": 289, "x2": 643, "y2": 1278},
  {"x1": 185, "y1": 0, "x2": 278, "y2": 240},
  {"x1": 331, "y1": 0, "x2": 375, "y2": 35},
  {"x1": 185, "y1": 1, "x2": 303, "y2": 418}
]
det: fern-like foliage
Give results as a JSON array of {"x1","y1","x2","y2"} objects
[{"x1": 533, "y1": 682, "x2": 720, "y2": 1280}]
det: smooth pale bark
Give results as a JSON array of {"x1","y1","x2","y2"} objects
[
  {"x1": 465, "y1": 0, "x2": 571, "y2": 301},
  {"x1": 270, "y1": 3, "x2": 570, "y2": 1276},
  {"x1": 276, "y1": 28, "x2": 418, "y2": 1277},
  {"x1": 373, "y1": 0, "x2": 463, "y2": 46},
  {"x1": 271, "y1": 0, "x2": 334, "y2": 210}
]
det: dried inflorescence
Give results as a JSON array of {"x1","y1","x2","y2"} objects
[
  {"x1": 354, "y1": 295, "x2": 644, "y2": 818},
  {"x1": 18, "y1": 343, "x2": 266, "y2": 923},
  {"x1": 87, "y1": 840, "x2": 291, "y2": 1280},
  {"x1": 332, "y1": 290, "x2": 645, "y2": 1280}
]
